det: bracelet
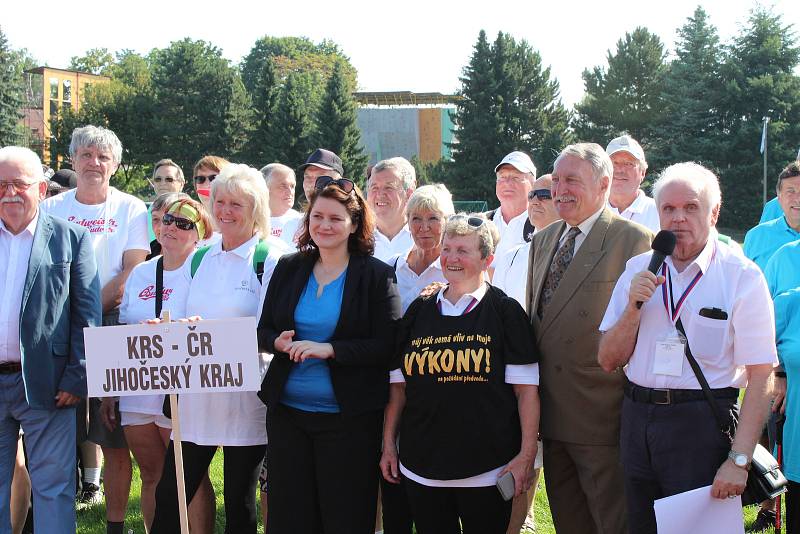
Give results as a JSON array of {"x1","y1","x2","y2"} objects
[{"x1": 775, "y1": 371, "x2": 787, "y2": 378}]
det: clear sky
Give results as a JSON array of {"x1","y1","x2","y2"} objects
[{"x1": 3, "y1": 0, "x2": 797, "y2": 107}]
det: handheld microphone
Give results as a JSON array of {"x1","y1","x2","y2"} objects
[{"x1": 636, "y1": 230, "x2": 677, "y2": 309}]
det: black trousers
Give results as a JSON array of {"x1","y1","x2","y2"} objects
[
  {"x1": 380, "y1": 471, "x2": 413, "y2": 534},
  {"x1": 266, "y1": 404, "x2": 382, "y2": 534},
  {"x1": 404, "y1": 477, "x2": 511, "y2": 534},
  {"x1": 151, "y1": 441, "x2": 265, "y2": 534},
  {"x1": 787, "y1": 480, "x2": 800, "y2": 533},
  {"x1": 620, "y1": 395, "x2": 737, "y2": 534}
]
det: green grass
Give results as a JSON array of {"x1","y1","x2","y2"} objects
[{"x1": 76, "y1": 454, "x2": 782, "y2": 533}]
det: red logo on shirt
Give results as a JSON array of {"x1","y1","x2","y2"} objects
[
  {"x1": 271, "y1": 227, "x2": 283, "y2": 237},
  {"x1": 67, "y1": 216, "x2": 119, "y2": 234},
  {"x1": 138, "y1": 285, "x2": 173, "y2": 301}
]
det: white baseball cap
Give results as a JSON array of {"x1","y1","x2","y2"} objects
[
  {"x1": 606, "y1": 135, "x2": 646, "y2": 164},
  {"x1": 494, "y1": 151, "x2": 537, "y2": 176}
]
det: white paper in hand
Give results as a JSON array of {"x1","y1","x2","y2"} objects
[{"x1": 654, "y1": 485, "x2": 744, "y2": 534}]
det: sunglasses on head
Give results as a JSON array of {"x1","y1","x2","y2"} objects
[
  {"x1": 449, "y1": 214, "x2": 486, "y2": 229},
  {"x1": 528, "y1": 188, "x2": 552, "y2": 201},
  {"x1": 193, "y1": 174, "x2": 217, "y2": 184},
  {"x1": 315, "y1": 175, "x2": 355, "y2": 194},
  {"x1": 162, "y1": 212, "x2": 197, "y2": 231}
]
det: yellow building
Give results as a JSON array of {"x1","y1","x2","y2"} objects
[{"x1": 22, "y1": 67, "x2": 110, "y2": 164}]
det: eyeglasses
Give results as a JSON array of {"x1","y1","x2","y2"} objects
[
  {"x1": 449, "y1": 214, "x2": 486, "y2": 228},
  {"x1": 528, "y1": 189, "x2": 552, "y2": 201},
  {"x1": 0, "y1": 180, "x2": 38, "y2": 195},
  {"x1": 162, "y1": 213, "x2": 197, "y2": 231},
  {"x1": 612, "y1": 161, "x2": 639, "y2": 170},
  {"x1": 193, "y1": 174, "x2": 217, "y2": 184},
  {"x1": 152, "y1": 176, "x2": 178, "y2": 183},
  {"x1": 496, "y1": 175, "x2": 529, "y2": 184},
  {"x1": 315, "y1": 175, "x2": 355, "y2": 194}
]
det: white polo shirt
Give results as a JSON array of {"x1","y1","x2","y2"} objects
[
  {"x1": 0, "y1": 214, "x2": 38, "y2": 363},
  {"x1": 373, "y1": 225, "x2": 413, "y2": 264},
  {"x1": 491, "y1": 209, "x2": 528, "y2": 266},
  {"x1": 391, "y1": 253, "x2": 446, "y2": 314},
  {"x1": 600, "y1": 239, "x2": 777, "y2": 389},
  {"x1": 609, "y1": 190, "x2": 660, "y2": 234},
  {"x1": 492, "y1": 242, "x2": 530, "y2": 307}
]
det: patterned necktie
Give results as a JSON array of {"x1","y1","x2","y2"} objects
[{"x1": 538, "y1": 227, "x2": 581, "y2": 317}]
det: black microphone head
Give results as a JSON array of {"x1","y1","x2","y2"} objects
[{"x1": 651, "y1": 230, "x2": 677, "y2": 256}]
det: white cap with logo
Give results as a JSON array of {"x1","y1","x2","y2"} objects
[
  {"x1": 606, "y1": 135, "x2": 646, "y2": 165},
  {"x1": 494, "y1": 151, "x2": 537, "y2": 176}
]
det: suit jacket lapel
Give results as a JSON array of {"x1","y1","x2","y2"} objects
[
  {"x1": 21, "y1": 213, "x2": 53, "y2": 311},
  {"x1": 539, "y1": 209, "x2": 612, "y2": 333},
  {"x1": 333, "y1": 254, "x2": 365, "y2": 337}
]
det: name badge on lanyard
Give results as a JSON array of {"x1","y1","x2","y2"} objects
[{"x1": 652, "y1": 262, "x2": 704, "y2": 377}]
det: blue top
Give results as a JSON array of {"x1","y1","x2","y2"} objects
[
  {"x1": 760, "y1": 197, "x2": 783, "y2": 223},
  {"x1": 763, "y1": 239, "x2": 800, "y2": 298},
  {"x1": 743, "y1": 217, "x2": 800, "y2": 272},
  {"x1": 774, "y1": 288, "x2": 800, "y2": 481},
  {"x1": 280, "y1": 269, "x2": 347, "y2": 413}
]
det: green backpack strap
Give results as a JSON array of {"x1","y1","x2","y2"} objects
[
  {"x1": 190, "y1": 246, "x2": 212, "y2": 278},
  {"x1": 253, "y1": 240, "x2": 269, "y2": 283}
]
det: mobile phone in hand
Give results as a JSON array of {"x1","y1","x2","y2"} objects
[{"x1": 496, "y1": 471, "x2": 515, "y2": 501}]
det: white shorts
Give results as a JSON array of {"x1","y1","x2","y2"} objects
[{"x1": 120, "y1": 411, "x2": 172, "y2": 429}]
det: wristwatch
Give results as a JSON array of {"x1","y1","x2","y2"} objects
[{"x1": 728, "y1": 450, "x2": 751, "y2": 470}]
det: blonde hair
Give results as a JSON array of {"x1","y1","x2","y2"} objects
[{"x1": 211, "y1": 164, "x2": 271, "y2": 239}]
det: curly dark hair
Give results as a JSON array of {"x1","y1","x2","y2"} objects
[{"x1": 296, "y1": 183, "x2": 376, "y2": 256}]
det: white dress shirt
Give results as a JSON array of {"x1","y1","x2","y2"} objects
[
  {"x1": 600, "y1": 239, "x2": 778, "y2": 389},
  {"x1": 557, "y1": 206, "x2": 605, "y2": 255},
  {"x1": 391, "y1": 253, "x2": 446, "y2": 314},
  {"x1": 0, "y1": 214, "x2": 38, "y2": 363},
  {"x1": 609, "y1": 190, "x2": 660, "y2": 234},
  {"x1": 373, "y1": 225, "x2": 414, "y2": 264}
]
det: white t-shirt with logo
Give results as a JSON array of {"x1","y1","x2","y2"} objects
[
  {"x1": 42, "y1": 188, "x2": 150, "y2": 287},
  {"x1": 270, "y1": 209, "x2": 303, "y2": 249},
  {"x1": 179, "y1": 235, "x2": 282, "y2": 446},
  {"x1": 118, "y1": 256, "x2": 192, "y2": 418}
]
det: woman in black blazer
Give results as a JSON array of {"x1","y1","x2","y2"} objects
[{"x1": 258, "y1": 175, "x2": 402, "y2": 534}]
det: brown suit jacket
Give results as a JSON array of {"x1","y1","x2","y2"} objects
[{"x1": 526, "y1": 207, "x2": 652, "y2": 445}]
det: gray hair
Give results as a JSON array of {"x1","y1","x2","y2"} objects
[
  {"x1": 652, "y1": 162, "x2": 722, "y2": 210},
  {"x1": 151, "y1": 192, "x2": 190, "y2": 213},
  {"x1": 371, "y1": 157, "x2": 417, "y2": 190},
  {"x1": 406, "y1": 184, "x2": 455, "y2": 219},
  {"x1": 152, "y1": 159, "x2": 185, "y2": 183},
  {"x1": 554, "y1": 142, "x2": 614, "y2": 188},
  {"x1": 260, "y1": 163, "x2": 296, "y2": 185},
  {"x1": 212, "y1": 163, "x2": 271, "y2": 240},
  {"x1": 0, "y1": 146, "x2": 45, "y2": 182},
  {"x1": 69, "y1": 125, "x2": 123, "y2": 165},
  {"x1": 443, "y1": 213, "x2": 500, "y2": 259}
]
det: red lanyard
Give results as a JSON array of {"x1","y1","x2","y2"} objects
[{"x1": 660, "y1": 245, "x2": 716, "y2": 324}]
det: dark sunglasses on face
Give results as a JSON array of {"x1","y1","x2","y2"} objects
[
  {"x1": 315, "y1": 175, "x2": 355, "y2": 194},
  {"x1": 162, "y1": 213, "x2": 197, "y2": 231},
  {"x1": 449, "y1": 214, "x2": 486, "y2": 228},
  {"x1": 528, "y1": 188, "x2": 552, "y2": 201},
  {"x1": 193, "y1": 174, "x2": 217, "y2": 184}
]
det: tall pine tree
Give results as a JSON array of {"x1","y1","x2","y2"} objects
[
  {"x1": 449, "y1": 31, "x2": 571, "y2": 203},
  {"x1": 314, "y1": 60, "x2": 368, "y2": 182},
  {"x1": 272, "y1": 72, "x2": 314, "y2": 167},
  {"x1": 247, "y1": 57, "x2": 280, "y2": 166},
  {"x1": 0, "y1": 27, "x2": 24, "y2": 147},
  {"x1": 573, "y1": 28, "x2": 667, "y2": 149}
]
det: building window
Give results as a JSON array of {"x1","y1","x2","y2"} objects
[
  {"x1": 49, "y1": 99, "x2": 59, "y2": 116},
  {"x1": 49, "y1": 78, "x2": 59, "y2": 100},
  {"x1": 63, "y1": 80, "x2": 72, "y2": 103}
]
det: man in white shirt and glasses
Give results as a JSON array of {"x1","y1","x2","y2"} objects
[
  {"x1": 606, "y1": 135, "x2": 660, "y2": 233},
  {"x1": 490, "y1": 151, "x2": 536, "y2": 264}
]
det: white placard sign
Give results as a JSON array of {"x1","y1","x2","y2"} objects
[{"x1": 84, "y1": 317, "x2": 260, "y2": 397}]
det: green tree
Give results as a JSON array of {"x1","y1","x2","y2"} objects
[
  {"x1": 0, "y1": 27, "x2": 25, "y2": 146},
  {"x1": 716, "y1": 6, "x2": 800, "y2": 229},
  {"x1": 246, "y1": 57, "x2": 280, "y2": 166},
  {"x1": 314, "y1": 60, "x2": 368, "y2": 181},
  {"x1": 448, "y1": 30, "x2": 572, "y2": 203},
  {"x1": 573, "y1": 27, "x2": 668, "y2": 147},
  {"x1": 651, "y1": 7, "x2": 725, "y2": 171},
  {"x1": 68, "y1": 48, "x2": 115, "y2": 75},
  {"x1": 272, "y1": 71, "x2": 314, "y2": 167}
]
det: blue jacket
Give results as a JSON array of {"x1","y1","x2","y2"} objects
[{"x1": 20, "y1": 212, "x2": 101, "y2": 410}]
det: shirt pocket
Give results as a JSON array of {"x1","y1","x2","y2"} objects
[{"x1": 686, "y1": 315, "x2": 729, "y2": 365}]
